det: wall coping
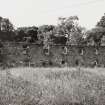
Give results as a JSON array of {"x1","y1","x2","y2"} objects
[{"x1": 1, "y1": 42, "x2": 105, "y2": 48}]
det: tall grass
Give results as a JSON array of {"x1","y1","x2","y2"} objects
[{"x1": 0, "y1": 67, "x2": 105, "y2": 105}]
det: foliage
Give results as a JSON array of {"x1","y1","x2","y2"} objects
[
  {"x1": 38, "y1": 25, "x2": 55, "y2": 44},
  {"x1": 86, "y1": 14, "x2": 105, "y2": 46},
  {"x1": 86, "y1": 27, "x2": 105, "y2": 46},
  {"x1": 0, "y1": 17, "x2": 14, "y2": 32},
  {"x1": 15, "y1": 26, "x2": 38, "y2": 42},
  {"x1": 53, "y1": 16, "x2": 85, "y2": 45},
  {"x1": 0, "y1": 16, "x2": 15, "y2": 41},
  {"x1": 97, "y1": 13, "x2": 105, "y2": 28},
  {"x1": 15, "y1": 29, "x2": 26, "y2": 42},
  {"x1": 0, "y1": 14, "x2": 105, "y2": 46}
]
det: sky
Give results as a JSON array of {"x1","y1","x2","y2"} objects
[{"x1": 0, "y1": 0, "x2": 105, "y2": 29}]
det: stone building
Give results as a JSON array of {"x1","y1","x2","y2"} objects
[{"x1": 3, "y1": 42, "x2": 105, "y2": 68}]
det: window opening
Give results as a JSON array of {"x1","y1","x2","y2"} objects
[
  {"x1": 95, "y1": 48, "x2": 99, "y2": 55},
  {"x1": 49, "y1": 60, "x2": 53, "y2": 66},
  {"x1": 61, "y1": 59, "x2": 67, "y2": 67},
  {"x1": 43, "y1": 45, "x2": 50, "y2": 55},
  {"x1": 75, "y1": 60, "x2": 79, "y2": 66},
  {"x1": 61, "y1": 60, "x2": 65, "y2": 65},
  {"x1": 62, "y1": 46, "x2": 68, "y2": 55},
  {"x1": 79, "y1": 48, "x2": 84, "y2": 55},
  {"x1": 92, "y1": 59, "x2": 98, "y2": 67}
]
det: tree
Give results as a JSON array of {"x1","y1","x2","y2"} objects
[
  {"x1": 53, "y1": 16, "x2": 85, "y2": 45},
  {"x1": 1, "y1": 18, "x2": 14, "y2": 32},
  {"x1": 27, "y1": 27, "x2": 38, "y2": 42},
  {"x1": 0, "y1": 17, "x2": 3, "y2": 31},
  {"x1": 97, "y1": 13, "x2": 105, "y2": 28},
  {"x1": 15, "y1": 29, "x2": 26, "y2": 42},
  {"x1": 86, "y1": 27, "x2": 105, "y2": 46},
  {"x1": 86, "y1": 14, "x2": 105, "y2": 46},
  {"x1": 0, "y1": 17, "x2": 15, "y2": 41},
  {"x1": 38, "y1": 25, "x2": 55, "y2": 44},
  {"x1": 15, "y1": 26, "x2": 38, "y2": 42}
]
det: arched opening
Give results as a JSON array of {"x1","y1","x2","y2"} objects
[
  {"x1": 22, "y1": 44, "x2": 29, "y2": 49},
  {"x1": 75, "y1": 58, "x2": 84, "y2": 67},
  {"x1": 78, "y1": 48, "x2": 84, "y2": 55},
  {"x1": 95, "y1": 48, "x2": 99, "y2": 55},
  {"x1": 43, "y1": 48, "x2": 49, "y2": 55},
  {"x1": 43, "y1": 45, "x2": 50, "y2": 55},
  {"x1": 48, "y1": 60, "x2": 53, "y2": 66},
  {"x1": 75, "y1": 59, "x2": 79, "y2": 66},
  {"x1": 60, "y1": 59, "x2": 67, "y2": 67},
  {"x1": 62, "y1": 46, "x2": 68, "y2": 55},
  {"x1": 61, "y1": 60, "x2": 65, "y2": 65},
  {"x1": 91, "y1": 59, "x2": 98, "y2": 67}
]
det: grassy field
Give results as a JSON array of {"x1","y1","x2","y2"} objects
[{"x1": 0, "y1": 67, "x2": 105, "y2": 105}]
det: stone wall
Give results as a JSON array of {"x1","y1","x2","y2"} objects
[{"x1": 2, "y1": 42, "x2": 105, "y2": 67}]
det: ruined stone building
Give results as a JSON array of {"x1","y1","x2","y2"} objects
[{"x1": 1, "y1": 42, "x2": 105, "y2": 68}]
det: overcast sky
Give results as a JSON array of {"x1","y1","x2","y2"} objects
[{"x1": 0, "y1": 0, "x2": 105, "y2": 29}]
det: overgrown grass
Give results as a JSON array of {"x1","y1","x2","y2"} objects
[{"x1": 0, "y1": 67, "x2": 105, "y2": 105}]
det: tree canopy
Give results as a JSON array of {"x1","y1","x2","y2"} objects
[
  {"x1": 0, "y1": 14, "x2": 105, "y2": 46},
  {"x1": 86, "y1": 13, "x2": 105, "y2": 46}
]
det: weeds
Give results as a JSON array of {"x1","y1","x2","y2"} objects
[{"x1": 0, "y1": 67, "x2": 105, "y2": 105}]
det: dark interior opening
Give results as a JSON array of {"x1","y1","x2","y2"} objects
[
  {"x1": 42, "y1": 61, "x2": 46, "y2": 67},
  {"x1": 61, "y1": 60, "x2": 65, "y2": 65},
  {"x1": 23, "y1": 44, "x2": 28, "y2": 49},
  {"x1": 43, "y1": 48, "x2": 49, "y2": 55},
  {"x1": 49, "y1": 60, "x2": 53, "y2": 66},
  {"x1": 75, "y1": 60, "x2": 79, "y2": 66}
]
